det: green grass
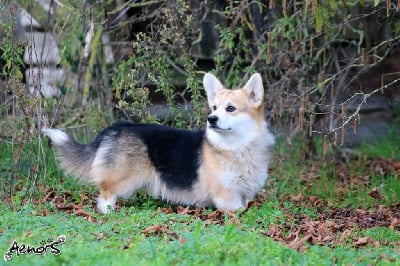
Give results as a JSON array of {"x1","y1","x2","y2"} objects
[
  {"x1": 1, "y1": 135, "x2": 399, "y2": 265},
  {"x1": 271, "y1": 134, "x2": 400, "y2": 209},
  {"x1": 359, "y1": 131, "x2": 400, "y2": 160},
  {"x1": 1, "y1": 203, "x2": 399, "y2": 266}
]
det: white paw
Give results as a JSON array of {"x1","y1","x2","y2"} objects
[
  {"x1": 213, "y1": 197, "x2": 244, "y2": 211},
  {"x1": 97, "y1": 195, "x2": 116, "y2": 214}
]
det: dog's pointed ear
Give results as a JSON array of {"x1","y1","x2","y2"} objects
[
  {"x1": 243, "y1": 73, "x2": 264, "y2": 107},
  {"x1": 203, "y1": 73, "x2": 223, "y2": 109}
]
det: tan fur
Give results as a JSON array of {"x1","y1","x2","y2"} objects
[
  {"x1": 91, "y1": 134, "x2": 157, "y2": 203},
  {"x1": 215, "y1": 88, "x2": 265, "y2": 125},
  {"x1": 200, "y1": 141, "x2": 238, "y2": 204}
]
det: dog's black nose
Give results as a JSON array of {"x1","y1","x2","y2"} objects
[{"x1": 207, "y1": 115, "x2": 218, "y2": 124}]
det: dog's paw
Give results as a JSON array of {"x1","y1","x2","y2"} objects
[
  {"x1": 97, "y1": 195, "x2": 116, "y2": 214},
  {"x1": 213, "y1": 197, "x2": 244, "y2": 211}
]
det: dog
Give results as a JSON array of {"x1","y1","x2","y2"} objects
[{"x1": 43, "y1": 73, "x2": 275, "y2": 213}]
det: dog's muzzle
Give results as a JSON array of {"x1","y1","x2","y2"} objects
[{"x1": 207, "y1": 115, "x2": 231, "y2": 132}]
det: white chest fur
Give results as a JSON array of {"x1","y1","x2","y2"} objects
[
  {"x1": 198, "y1": 126, "x2": 274, "y2": 210},
  {"x1": 217, "y1": 144, "x2": 270, "y2": 202}
]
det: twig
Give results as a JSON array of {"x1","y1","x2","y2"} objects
[{"x1": 311, "y1": 77, "x2": 400, "y2": 135}]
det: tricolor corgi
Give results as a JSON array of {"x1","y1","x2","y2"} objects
[{"x1": 43, "y1": 73, "x2": 275, "y2": 213}]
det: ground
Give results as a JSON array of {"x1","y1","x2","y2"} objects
[{"x1": 0, "y1": 135, "x2": 399, "y2": 265}]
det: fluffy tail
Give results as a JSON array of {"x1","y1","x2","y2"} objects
[{"x1": 42, "y1": 128, "x2": 96, "y2": 181}]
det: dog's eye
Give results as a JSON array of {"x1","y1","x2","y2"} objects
[
  {"x1": 212, "y1": 105, "x2": 217, "y2": 111},
  {"x1": 226, "y1": 105, "x2": 236, "y2": 112}
]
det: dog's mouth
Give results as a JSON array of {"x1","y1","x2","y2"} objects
[{"x1": 208, "y1": 124, "x2": 232, "y2": 132}]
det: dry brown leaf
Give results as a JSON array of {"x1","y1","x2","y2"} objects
[
  {"x1": 75, "y1": 208, "x2": 95, "y2": 222},
  {"x1": 160, "y1": 207, "x2": 174, "y2": 214},
  {"x1": 73, "y1": 204, "x2": 83, "y2": 209},
  {"x1": 355, "y1": 237, "x2": 370, "y2": 246},
  {"x1": 142, "y1": 225, "x2": 162, "y2": 234},
  {"x1": 369, "y1": 187, "x2": 383, "y2": 199},
  {"x1": 40, "y1": 209, "x2": 48, "y2": 217},
  {"x1": 44, "y1": 190, "x2": 56, "y2": 201},
  {"x1": 288, "y1": 235, "x2": 311, "y2": 250},
  {"x1": 339, "y1": 229, "x2": 352, "y2": 242},
  {"x1": 177, "y1": 206, "x2": 190, "y2": 215},
  {"x1": 321, "y1": 235, "x2": 334, "y2": 243},
  {"x1": 55, "y1": 204, "x2": 74, "y2": 210},
  {"x1": 373, "y1": 241, "x2": 381, "y2": 247},
  {"x1": 142, "y1": 225, "x2": 185, "y2": 243},
  {"x1": 389, "y1": 217, "x2": 400, "y2": 230},
  {"x1": 290, "y1": 193, "x2": 303, "y2": 205},
  {"x1": 309, "y1": 195, "x2": 321, "y2": 206},
  {"x1": 334, "y1": 187, "x2": 347, "y2": 197}
]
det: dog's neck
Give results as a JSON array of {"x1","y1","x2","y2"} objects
[{"x1": 205, "y1": 123, "x2": 272, "y2": 153}]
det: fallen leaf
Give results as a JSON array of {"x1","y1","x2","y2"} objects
[
  {"x1": 160, "y1": 207, "x2": 174, "y2": 214},
  {"x1": 309, "y1": 195, "x2": 321, "y2": 206},
  {"x1": 389, "y1": 217, "x2": 400, "y2": 230},
  {"x1": 40, "y1": 209, "x2": 48, "y2": 216},
  {"x1": 373, "y1": 241, "x2": 380, "y2": 247},
  {"x1": 339, "y1": 229, "x2": 352, "y2": 242},
  {"x1": 288, "y1": 235, "x2": 311, "y2": 251},
  {"x1": 369, "y1": 187, "x2": 383, "y2": 200},
  {"x1": 290, "y1": 193, "x2": 303, "y2": 205},
  {"x1": 321, "y1": 235, "x2": 334, "y2": 243},
  {"x1": 177, "y1": 206, "x2": 190, "y2": 215},
  {"x1": 142, "y1": 225, "x2": 185, "y2": 243},
  {"x1": 55, "y1": 204, "x2": 74, "y2": 210},
  {"x1": 75, "y1": 208, "x2": 95, "y2": 222},
  {"x1": 142, "y1": 225, "x2": 162, "y2": 234},
  {"x1": 44, "y1": 190, "x2": 56, "y2": 201},
  {"x1": 92, "y1": 232, "x2": 107, "y2": 240},
  {"x1": 355, "y1": 237, "x2": 370, "y2": 246},
  {"x1": 73, "y1": 204, "x2": 83, "y2": 209}
]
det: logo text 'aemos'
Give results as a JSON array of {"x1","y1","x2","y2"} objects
[{"x1": 4, "y1": 235, "x2": 66, "y2": 261}]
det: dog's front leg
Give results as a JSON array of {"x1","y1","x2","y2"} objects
[
  {"x1": 97, "y1": 182, "x2": 117, "y2": 213},
  {"x1": 212, "y1": 191, "x2": 244, "y2": 211},
  {"x1": 97, "y1": 194, "x2": 117, "y2": 213}
]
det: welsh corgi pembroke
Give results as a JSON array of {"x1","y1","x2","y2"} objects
[{"x1": 43, "y1": 73, "x2": 275, "y2": 213}]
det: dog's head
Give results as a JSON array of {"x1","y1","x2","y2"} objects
[{"x1": 203, "y1": 73, "x2": 266, "y2": 149}]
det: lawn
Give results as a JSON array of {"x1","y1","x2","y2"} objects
[{"x1": 0, "y1": 135, "x2": 399, "y2": 265}]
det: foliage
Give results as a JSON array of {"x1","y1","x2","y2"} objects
[
  {"x1": 3, "y1": 0, "x2": 400, "y2": 135},
  {"x1": 113, "y1": 61, "x2": 159, "y2": 124},
  {"x1": 0, "y1": 3, "x2": 44, "y2": 200},
  {"x1": 0, "y1": 24, "x2": 24, "y2": 80},
  {"x1": 111, "y1": 0, "x2": 206, "y2": 128},
  {"x1": 212, "y1": 0, "x2": 400, "y2": 153}
]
